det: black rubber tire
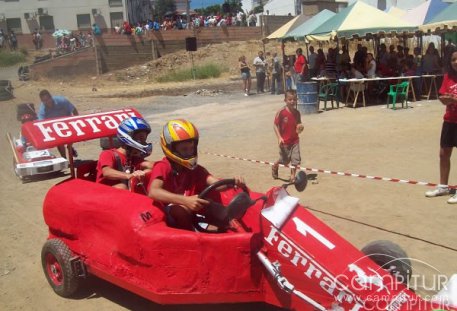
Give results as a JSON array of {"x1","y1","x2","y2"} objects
[
  {"x1": 41, "y1": 239, "x2": 80, "y2": 297},
  {"x1": 361, "y1": 240, "x2": 412, "y2": 285}
]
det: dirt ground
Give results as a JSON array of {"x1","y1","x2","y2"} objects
[{"x1": 1, "y1": 41, "x2": 457, "y2": 310}]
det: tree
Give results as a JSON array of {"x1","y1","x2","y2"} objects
[
  {"x1": 154, "y1": 0, "x2": 176, "y2": 22},
  {"x1": 194, "y1": 1, "x2": 243, "y2": 16},
  {"x1": 226, "y1": 0, "x2": 243, "y2": 14},
  {"x1": 253, "y1": 5, "x2": 264, "y2": 14}
]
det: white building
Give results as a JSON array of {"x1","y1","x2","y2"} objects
[
  {"x1": 243, "y1": 0, "x2": 456, "y2": 17},
  {"x1": 0, "y1": 0, "x2": 152, "y2": 34}
]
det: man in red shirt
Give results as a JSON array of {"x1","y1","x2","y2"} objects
[
  {"x1": 425, "y1": 48, "x2": 457, "y2": 204},
  {"x1": 96, "y1": 117, "x2": 153, "y2": 189},
  {"x1": 294, "y1": 48, "x2": 308, "y2": 83},
  {"x1": 147, "y1": 119, "x2": 244, "y2": 230},
  {"x1": 272, "y1": 89, "x2": 304, "y2": 182}
]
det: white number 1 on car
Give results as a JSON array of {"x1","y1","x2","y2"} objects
[{"x1": 293, "y1": 217, "x2": 335, "y2": 250}]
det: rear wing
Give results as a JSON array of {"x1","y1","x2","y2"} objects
[
  {"x1": 21, "y1": 108, "x2": 143, "y2": 178},
  {"x1": 22, "y1": 108, "x2": 142, "y2": 149}
]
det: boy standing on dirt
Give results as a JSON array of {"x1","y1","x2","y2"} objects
[{"x1": 272, "y1": 89, "x2": 304, "y2": 182}]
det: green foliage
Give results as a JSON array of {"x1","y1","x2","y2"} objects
[
  {"x1": 156, "y1": 63, "x2": 226, "y2": 82},
  {"x1": 0, "y1": 50, "x2": 26, "y2": 67},
  {"x1": 154, "y1": 0, "x2": 177, "y2": 22},
  {"x1": 194, "y1": 0, "x2": 243, "y2": 16},
  {"x1": 20, "y1": 47, "x2": 28, "y2": 56},
  {"x1": 253, "y1": 5, "x2": 264, "y2": 14},
  {"x1": 195, "y1": 5, "x2": 221, "y2": 16},
  {"x1": 226, "y1": 0, "x2": 243, "y2": 14}
]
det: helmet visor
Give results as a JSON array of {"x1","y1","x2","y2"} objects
[{"x1": 172, "y1": 139, "x2": 197, "y2": 160}]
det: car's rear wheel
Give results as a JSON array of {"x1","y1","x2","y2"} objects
[
  {"x1": 41, "y1": 239, "x2": 80, "y2": 297},
  {"x1": 361, "y1": 240, "x2": 412, "y2": 285}
]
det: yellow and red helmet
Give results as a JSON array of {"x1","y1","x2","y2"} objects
[{"x1": 160, "y1": 119, "x2": 199, "y2": 170}]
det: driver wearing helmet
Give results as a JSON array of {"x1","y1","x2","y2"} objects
[
  {"x1": 147, "y1": 119, "x2": 244, "y2": 231},
  {"x1": 96, "y1": 116, "x2": 153, "y2": 189}
]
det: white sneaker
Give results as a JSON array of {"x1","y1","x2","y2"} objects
[
  {"x1": 447, "y1": 193, "x2": 457, "y2": 204},
  {"x1": 244, "y1": 93, "x2": 248, "y2": 96},
  {"x1": 425, "y1": 186, "x2": 450, "y2": 197}
]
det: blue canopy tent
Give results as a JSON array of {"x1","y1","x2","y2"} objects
[
  {"x1": 283, "y1": 9, "x2": 336, "y2": 42},
  {"x1": 402, "y1": 0, "x2": 449, "y2": 26},
  {"x1": 419, "y1": 1, "x2": 457, "y2": 58}
]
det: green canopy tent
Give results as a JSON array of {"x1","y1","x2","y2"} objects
[
  {"x1": 306, "y1": 1, "x2": 416, "y2": 42},
  {"x1": 283, "y1": 9, "x2": 336, "y2": 42},
  {"x1": 265, "y1": 15, "x2": 310, "y2": 41}
]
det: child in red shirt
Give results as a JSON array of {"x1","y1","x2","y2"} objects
[
  {"x1": 96, "y1": 117, "x2": 153, "y2": 189},
  {"x1": 272, "y1": 89, "x2": 304, "y2": 182},
  {"x1": 425, "y1": 48, "x2": 457, "y2": 204},
  {"x1": 147, "y1": 119, "x2": 244, "y2": 231}
]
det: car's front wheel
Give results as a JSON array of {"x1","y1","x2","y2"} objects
[
  {"x1": 361, "y1": 240, "x2": 412, "y2": 285},
  {"x1": 41, "y1": 239, "x2": 80, "y2": 297}
]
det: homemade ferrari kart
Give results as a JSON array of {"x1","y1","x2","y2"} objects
[
  {"x1": 7, "y1": 103, "x2": 68, "y2": 181},
  {"x1": 26, "y1": 109, "x2": 457, "y2": 310}
]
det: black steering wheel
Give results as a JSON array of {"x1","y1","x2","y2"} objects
[
  {"x1": 194, "y1": 179, "x2": 251, "y2": 232},
  {"x1": 198, "y1": 179, "x2": 248, "y2": 199}
]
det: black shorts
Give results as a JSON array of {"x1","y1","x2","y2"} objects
[{"x1": 440, "y1": 121, "x2": 457, "y2": 148}]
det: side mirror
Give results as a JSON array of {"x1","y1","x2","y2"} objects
[
  {"x1": 282, "y1": 171, "x2": 308, "y2": 192},
  {"x1": 294, "y1": 171, "x2": 308, "y2": 192}
]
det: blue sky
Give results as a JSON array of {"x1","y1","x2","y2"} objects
[{"x1": 190, "y1": 0, "x2": 226, "y2": 10}]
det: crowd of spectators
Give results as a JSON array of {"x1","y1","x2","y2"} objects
[
  {"x1": 0, "y1": 29, "x2": 18, "y2": 51},
  {"x1": 235, "y1": 40, "x2": 456, "y2": 99},
  {"x1": 113, "y1": 10, "x2": 257, "y2": 34},
  {"x1": 305, "y1": 41, "x2": 451, "y2": 81},
  {"x1": 54, "y1": 31, "x2": 93, "y2": 56}
]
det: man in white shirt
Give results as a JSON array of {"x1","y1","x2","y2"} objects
[
  {"x1": 253, "y1": 51, "x2": 267, "y2": 93},
  {"x1": 308, "y1": 46, "x2": 317, "y2": 78}
]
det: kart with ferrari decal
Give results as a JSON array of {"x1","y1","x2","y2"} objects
[
  {"x1": 25, "y1": 109, "x2": 457, "y2": 310},
  {"x1": 7, "y1": 103, "x2": 68, "y2": 182}
]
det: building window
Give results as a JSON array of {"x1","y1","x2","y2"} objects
[
  {"x1": 110, "y1": 12, "x2": 124, "y2": 29},
  {"x1": 6, "y1": 18, "x2": 22, "y2": 33},
  {"x1": 39, "y1": 15, "x2": 55, "y2": 32},
  {"x1": 77, "y1": 14, "x2": 91, "y2": 29},
  {"x1": 109, "y1": 0, "x2": 123, "y2": 7}
]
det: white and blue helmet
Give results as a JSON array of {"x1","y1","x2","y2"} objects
[{"x1": 117, "y1": 116, "x2": 152, "y2": 157}]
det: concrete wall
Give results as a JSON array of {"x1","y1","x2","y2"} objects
[
  {"x1": 26, "y1": 27, "x2": 263, "y2": 78},
  {"x1": 261, "y1": 15, "x2": 295, "y2": 38},
  {"x1": 29, "y1": 48, "x2": 97, "y2": 79}
]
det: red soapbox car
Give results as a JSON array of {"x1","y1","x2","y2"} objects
[
  {"x1": 23, "y1": 109, "x2": 457, "y2": 310},
  {"x1": 7, "y1": 103, "x2": 68, "y2": 182}
]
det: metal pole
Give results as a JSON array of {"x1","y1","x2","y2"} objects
[
  {"x1": 190, "y1": 52, "x2": 196, "y2": 80},
  {"x1": 186, "y1": 0, "x2": 191, "y2": 29}
]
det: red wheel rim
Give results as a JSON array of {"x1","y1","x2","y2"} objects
[{"x1": 45, "y1": 253, "x2": 63, "y2": 286}]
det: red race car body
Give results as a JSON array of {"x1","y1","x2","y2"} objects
[{"x1": 36, "y1": 109, "x2": 457, "y2": 310}]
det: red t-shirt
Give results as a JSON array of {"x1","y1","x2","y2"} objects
[
  {"x1": 96, "y1": 149, "x2": 143, "y2": 186},
  {"x1": 439, "y1": 73, "x2": 457, "y2": 123},
  {"x1": 294, "y1": 54, "x2": 307, "y2": 74},
  {"x1": 147, "y1": 157, "x2": 211, "y2": 209},
  {"x1": 274, "y1": 107, "x2": 301, "y2": 145}
]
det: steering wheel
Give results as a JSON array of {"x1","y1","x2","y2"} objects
[
  {"x1": 194, "y1": 179, "x2": 251, "y2": 232},
  {"x1": 198, "y1": 179, "x2": 248, "y2": 199}
]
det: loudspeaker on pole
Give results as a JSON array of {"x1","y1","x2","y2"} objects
[{"x1": 185, "y1": 37, "x2": 197, "y2": 52}]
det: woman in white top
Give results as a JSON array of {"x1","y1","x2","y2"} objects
[{"x1": 366, "y1": 53, "x2": 377, "y2": 78}]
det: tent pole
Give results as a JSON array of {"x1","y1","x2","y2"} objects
[
  {"x1": 441, "y1": 33, "x2": 445, "y2": 59},
  {"x1": 281, "y1": 40, "x2": 286, "y2": 93}
]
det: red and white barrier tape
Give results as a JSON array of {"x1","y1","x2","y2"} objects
[{"x1": 202, "y1": 151, "x2": 456, "y2": 189}]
